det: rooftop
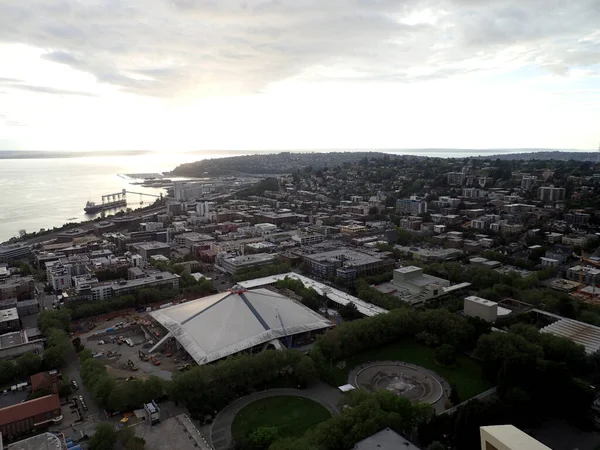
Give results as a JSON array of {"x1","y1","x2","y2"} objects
[
  {"x1": 238, "y1": 273, "x2": 388, "y2": 317},
  {"x1": 0, "y1": 395, "x2": 61, "y2": 427},
  {"x1": 0, "y1": 331, "x2": 24, "y2": 348},
  {"x1": 481, "y1": 425, "x2": 551, "y2": 450},
  {"x1": 7, "y1": 432, "x2": 62, "y2": 450},
  {"x1": 135, "y1": 241, "x2": 171, "y2": 250},
  {"x1": 540, "y1": 318, "x2": 600, "y2": 355},
  {"x1": 465, "y1": 295, "x2": 497, "y2": 306},
  {"x1": 0, "y1": 307, "x2": 18, "y2": 323},
  {"x1": 352, "y1": 427, "x2": 421, "y2": 450}
]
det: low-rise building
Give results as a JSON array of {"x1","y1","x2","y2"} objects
[
  {"x1": 564, "y1": 212, "x2": 590, "y2": 226},
  {"x1": 540, "y1": 257, "x2": 559, "y2": 268},
  {"x1": 464, "y1": 295, "x2": 498, "y2": 322},
  {"x1": 562, "y1": 234, "x2": 597, "y2": 247},
  {"x1": 395, "y1": 246, "x2": 463, "y2": 263},
  {"x1": 0, "y1": 395, "x2": 62, "y2": 438},
  {"x1": 292, "y1": 233, "x2": 325, "y2": 246},
  {"x1": 399, "y1": 217, "x2": 422, "y2": 231},
  {"x1": 216, "y1": 253, "x2": 279, "y2": 275},
  {"x1": 133, "y1": 241, "x2": 171, "y2": 263},
  {"x1": 480, "y1": 425, "x2": 551, "y2": 450},
  {"x1": 304, "y1": 249, "x2": 393, "y2": 282},
  {"x1": 0, "y1": 277, "x2": 35, "y2": 301},
  {"x1": 339, "y1": 224, "x2": 368, "y2": 234},
  {"x1": 0, "y1": 308, "x2": 19, "y2": 333},
  {"x1": 0, "y1": 245, "x2": 30, "y2": 263},
  {"x1": 385, "y1": 266, "x2": 451, "y2": 303},
  {"x1": 566, "y1": 265, "x2": 600, "y2": 285}
]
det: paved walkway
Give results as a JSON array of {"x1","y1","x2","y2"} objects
[{"x1": 209, "y1": 383, "x2": 341, "y2": 450}]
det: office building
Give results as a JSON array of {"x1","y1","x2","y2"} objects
[{"x1": 538, "y1": 186, "x2": 565, "y2": 202}]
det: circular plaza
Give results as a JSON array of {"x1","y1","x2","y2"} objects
[{"x1": 350, "y1": 361, "x2": 449, "y2": 406}]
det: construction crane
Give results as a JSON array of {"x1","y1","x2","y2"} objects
[
  {"x1": 573, "y1": 251, "x2": 600, "y2": 296},
  {"x1": 276, "y1": 309, "x2": 292, "y2": 348}
]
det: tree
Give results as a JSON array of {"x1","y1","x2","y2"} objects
[
  {"x1": 16, "y1": 352, "x2": 43, "y2": 377},
  {"x1": 126, "y1": 437, "x2": 146, "y2": 450},
  {"x1": 0, "y1": 360, "x2": 17, "y2": 385},
  {"x1": 245, "y1": 427, "x2": 279, "y2": 450},
  {"x1": 427, "y1": 443, "x2": 445, "y2": 450},
  {"x1": 435, "y1": 344, "x2": 456, "y2": 366},
  {"x1": 38, "y1": 309, "x2": 71, "y2": 333},
  {"x1": 43, "y1": 345, "x2": 68, "y2": 370},
  {"x1": 89, "y1": 423, "x2": 118, "y2": 450}
]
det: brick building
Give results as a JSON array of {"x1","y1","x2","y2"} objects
[{"x1": 0, "y1": 394, "x2": 62, "y2": 438}]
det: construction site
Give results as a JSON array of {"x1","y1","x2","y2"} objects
[
  {"x1": 567, "y1": 251, "x2": 600, "y2": 304},
  {"x1": 82, "y1": 315, "x2": 195, "y2": 380}
]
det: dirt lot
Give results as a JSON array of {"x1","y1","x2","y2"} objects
[{"x1": 81, "y1": 316, "x2": 193, "y2": 381}]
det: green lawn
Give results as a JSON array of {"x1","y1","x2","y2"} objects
[
  {"x1": 331, "y1": 340, "x2": 490, "y2": 400},
  {"x1": 232, "y1": 396, "x2": 332, "y2": 440}
]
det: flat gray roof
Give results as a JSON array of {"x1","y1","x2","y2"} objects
[
  {"x1": 0, "y1": 307, "x2": 18, "y2": 323},
  {"x1": 0, "y1": 331, "x2": 24, "y2": 348},
  {"x1": 7, "y1": 432, "x2": 62, "y2": 450}
]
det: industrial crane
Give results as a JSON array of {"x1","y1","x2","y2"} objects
[{"x1": 573, "y1": 251, "x2": 600, "y2": 296}]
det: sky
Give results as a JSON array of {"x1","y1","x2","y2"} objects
[{"x1": 0, "y1": 0, "x2": 599, "y2": 152}]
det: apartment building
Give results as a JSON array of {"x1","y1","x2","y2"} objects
[
  {"x1": 538, "y1": 186, "x2": 565, "y2": 202},
  {"x1": 396, "y1": 198, "x2": 427, "y2": 215}
]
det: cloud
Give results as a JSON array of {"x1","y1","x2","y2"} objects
[
  {"x1": 0, "y1": 77, "x2": 95, "y2": 97},
  {"x1": 0, "y1": 0, "x2": 598, "y2": 98}
]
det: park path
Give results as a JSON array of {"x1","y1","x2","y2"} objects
[{"x1": 209, "y1": 382, "x2": 341, "y2": 450}]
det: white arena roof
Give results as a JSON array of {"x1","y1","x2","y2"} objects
[
  {"x1": 149, "y1": 288, "x2": 333, "y2": 365},
  {"x1": 238, "y1": 272, "x2": 388, "y2": 317},
  {"x1": 540, "y1": 318, "x2": 600, "y2": 355}
]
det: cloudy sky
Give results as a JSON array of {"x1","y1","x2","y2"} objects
[{"x1": 0, "y1": 0, "x2": 599, "y2": 151}]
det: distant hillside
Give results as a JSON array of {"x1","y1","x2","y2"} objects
[
  {"x1": 170, "y1": 151, "x2": 392, "y2": 176},
  {"x1": 479, "y1": 151, "x2": 598, "y2": 161}
]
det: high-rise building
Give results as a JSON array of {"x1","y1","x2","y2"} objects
[{"x1": 538, "y1": 186, "x2": 565, "y2": 202}]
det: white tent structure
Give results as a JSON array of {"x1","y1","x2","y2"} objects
[{"x1": 149, "y1": 287, "x2": 333, "y2": 365}]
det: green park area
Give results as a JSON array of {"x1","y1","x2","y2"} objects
[
  {"x1": 331, "y1": 340, "x2": 490, "y2": 400},
  {"x1": 232, "y1": 396, "x2": 332, "y2": 441}
]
